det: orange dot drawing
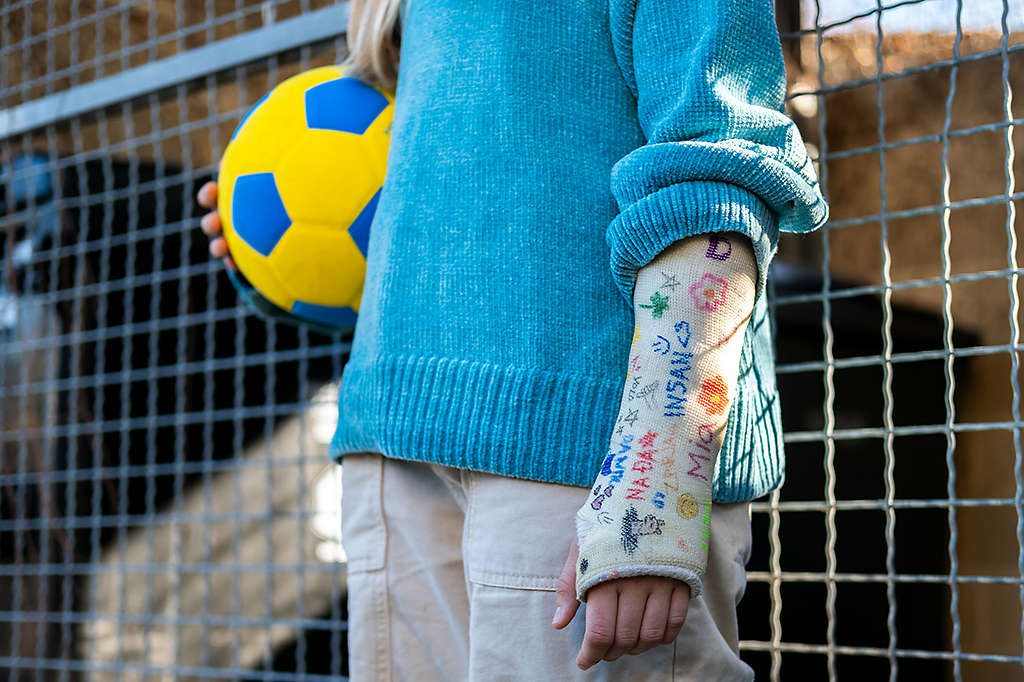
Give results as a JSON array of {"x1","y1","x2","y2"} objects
[{"x1": 697, "y1": 375, "x2": 729, "y2": 415}]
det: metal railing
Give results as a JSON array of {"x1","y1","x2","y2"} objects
[{"x1": 1, "y1": 0, "x2": 1022, "y2": 680}]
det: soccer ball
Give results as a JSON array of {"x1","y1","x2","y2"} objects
[{"x1": 217, "y1": 64, "x2": 393, "y2": 331}]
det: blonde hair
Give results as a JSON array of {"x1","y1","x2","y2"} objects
[{"x1": 341, "y1": 0, "x2": 403, "y2": 93}]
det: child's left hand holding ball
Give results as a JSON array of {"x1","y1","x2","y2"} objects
[{"x1": 196, "y1": 180, "x2": 238, "y2": 272}]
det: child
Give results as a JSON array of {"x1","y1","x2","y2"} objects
[{"x1": 199, "y1": 0, "x2": 827, "y2": 678}]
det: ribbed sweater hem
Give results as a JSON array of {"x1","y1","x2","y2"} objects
[
  {"x1": 329, "y1": 351, "x2": 623, "y2": 487},
  {"x1": 329, "y1": 350, "x2": 785, "y2": 502}
]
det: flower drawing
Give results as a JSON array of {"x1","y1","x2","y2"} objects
[{"x1": 689, "y1": 273, "x2": 729, "y2": 312}]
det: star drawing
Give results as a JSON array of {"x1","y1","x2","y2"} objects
[{"x1": 660, "y1": 272, "x2": 681, "y2": 291}]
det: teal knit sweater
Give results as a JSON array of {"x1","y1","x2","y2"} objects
[{"x1": 231, "y1": 0, "x2": 827, "y2": 502}]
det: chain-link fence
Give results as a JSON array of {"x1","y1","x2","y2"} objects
[{"x1": 0, "y1": 1, "x2": 1021, "y2": 680}]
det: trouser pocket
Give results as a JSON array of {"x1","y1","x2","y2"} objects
[
  {"x1": 340, "y1": 452, "x2": 389, "y2": 682},
  {"x1": 464, "y1": 468, "x2": 586, "y2": 590},
  {"x1": 341, "y1": 452, "x2": 386, "y2": 573}
]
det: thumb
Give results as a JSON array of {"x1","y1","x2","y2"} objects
[{"x1": 552, "y1": 535, "x2": 581, "y2": 630}]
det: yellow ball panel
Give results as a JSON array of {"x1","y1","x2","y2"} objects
[
  {"x1": 222, "y1": 227, "x2": 297, "y2": 313},
  {"x1": 223, "y1": 67, "x2": 347, "y2": 181},
  {"x1": 226, "y1": 91, "x2": 305, "y2": 170},
  {"x1": 271, "y1": 222, "x2": 367, "y2": 308},
  {"x1": 274, "y1": 129, "x2": 385, "y2": 226},
  {"x1": 360, "y1": 117, "x2": 393, "y2": 180}
]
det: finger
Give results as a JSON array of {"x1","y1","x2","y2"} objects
[
  {"x1": 601, "y1": 586, "x2": 646, "y2": 662},
  {"x1": 200, "y1": 211, "x2": 222, "y2": 236},
  {"x1": 553, "y1": 536, "x2": 581, "y2": 630},
  {"x1": 197, "y1": 181, "x2": 218, "y2": 208},
  {"x1": 576, "y1": 587, "x2": 616, "y2": 671},
  {"x1": 662, "y1": 583, "x2": 691, "y2": 644},
  {"x1": 209, "y1": 236, "x2": 229, "y2": 259},
  {"x1": 223, "y1": 255, "x2": 238, "y2": 272},
  {"x1": 629, "y1": 583, "x2": 671, "y2": 655}
]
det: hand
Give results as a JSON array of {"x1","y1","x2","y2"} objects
[
  {"x1": 552, "y1": 535, "x2": 690, "y2": 670},
  {"x1": 196, "y1": 180, "x2": 238, "y2": 272}
]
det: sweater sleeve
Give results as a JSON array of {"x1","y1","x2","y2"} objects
[{"x1": 606, "y1": 0, "x2": 828, "y2": 306}]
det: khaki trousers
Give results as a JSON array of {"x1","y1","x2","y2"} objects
[{"x1": 340, "y1": 451, "x2": 755, "y2": 682}]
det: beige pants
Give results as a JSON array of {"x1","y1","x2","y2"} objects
[{"x1": 340, "y1": 451, "x2": 755, "y2": 682}]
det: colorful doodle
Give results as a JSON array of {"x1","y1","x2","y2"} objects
[
  {"x1": 689, "y1": 273, "x2": 729, "y2": 312},
  {"x1": 660, "y1": 422, "x2": 682, "y2": 493},
  {"x1": 659, "y1": 271, "x2": 682, "y2": 291},
  {"x1": 652, "y1": 334, "x2": 671, "y2": 355},
  {"x1": 700, "y1": 502, "x2": 711, "y2": 552},
  {"x1": 625, "y1": 476, "x2": 650, "y2": 501},
  {"x1": 694, "y1": 423, "x2": 715, "y2": 445},
  {"x1": 610, "y1": 458, "x2": 629, "y2": 484},
  {"x1": 632, "y1": 455, "x2": 654, "y2": 474},
  {"x1": 664, "y1": 349, "x2": 693, "y2": 418},
  {"x1": 591, "y1": 484, "x2": 615, "y2": 510},
  {"x1": 697, "y1": 375, "x2": 729, "y2": 415},
  {"x1": 662, "y1": 470, "x2": 680, "y2": 493},
  {"x1": 630, "y1": 431, "x2": 658, "y2": 476},
  {"x1": 638, "y1": 291, "x2": 671, "y2": 318},
  {"x1": 685, "y1": 425, "x2": 716, "y2": 482},
  {"x1": 637, "y1": 381, "x2": 659, "y2": 410},
  {"x1": 677, "y1": 492, "x2": 699, "y2": 519},
  {"x1": 652, "y1": 491, "x2": 666, "y2": 509},
  {"x1": 601, "y1": 433, "x2": 633, "y2": 484},
  {"x1": 674, "y1": 319, "x2": 691, "y2": 348},
  {"x1": 621, "y1": 506, "x2": 666, "y2": 554},
  {"x1": 627, "y1": 374, "x2": 643, "y2": 400},
  {"x1": 706, "y1": 235, "x2": 733, "y2": 261}
]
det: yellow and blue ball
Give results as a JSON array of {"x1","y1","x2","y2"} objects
[{"x1": 217, "y1": 65, "x2": 393, "y2": 331}]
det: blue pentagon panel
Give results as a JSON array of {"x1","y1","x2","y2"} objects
[
  {"x1": 231, "y1": 173, "x2": 292, "y2": 257},
  {"x1": 305, "y1": 77, "x2": 389, "y2": 134},
  {"x1": 347, "y1": 187, "x2": 380, "y2": 258},
  {"x1": 229, "y1": 91, "x2": 271, "y2": 142},
  {"x1": 291, "y1": 300, "x2": 359, "y2": 328}
]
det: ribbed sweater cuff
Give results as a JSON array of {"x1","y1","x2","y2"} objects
[{"x1": 606, "y1": 180, "x2": 779, "y2": 307}]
